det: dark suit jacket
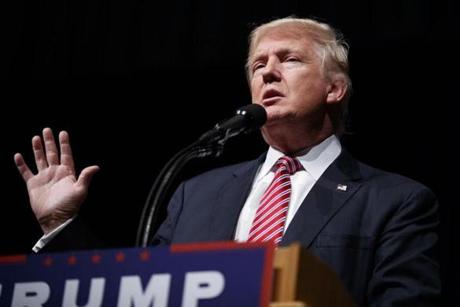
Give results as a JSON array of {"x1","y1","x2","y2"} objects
[{"x1": 153, "y1": 150, "x2": 440, "y2": 306}]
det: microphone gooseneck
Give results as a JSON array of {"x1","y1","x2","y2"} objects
[{"x1": 136, "y1": 104, "x2": 267, "y2": 247}]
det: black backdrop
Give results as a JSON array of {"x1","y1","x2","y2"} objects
[{"x1": 1, "y1": 0, "x2": 458, "y2": 305}]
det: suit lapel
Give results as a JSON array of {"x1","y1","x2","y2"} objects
[
  {"x1": 209, "y1": 155, "x2": 265, "y2": 240},
  {"x1": 281, "y1": 150, "x2": 363, "y2": 247}
]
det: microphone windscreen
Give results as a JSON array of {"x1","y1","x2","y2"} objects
[{"x1": 236, "y1": 104, "x2": 267, "y2": 129}]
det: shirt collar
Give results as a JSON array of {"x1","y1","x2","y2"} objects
[{"x1": 256, "y1": 134, "x2": 342, "y2": 182}]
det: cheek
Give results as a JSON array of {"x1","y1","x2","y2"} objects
[
  {"x1": 250, "y1": 81, "x2": 261, "y2": 98},
  {"x1": 292, "y1": 77, "x2": 326, "y2": 99}
]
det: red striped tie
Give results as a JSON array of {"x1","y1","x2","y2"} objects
[{"x1": 248, "y1": 156, "x2": 303, "y2": 244}]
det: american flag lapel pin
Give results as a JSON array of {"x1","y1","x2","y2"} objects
[{"x1": 337, "y1": 184, "x2": 348, "y2": 191}]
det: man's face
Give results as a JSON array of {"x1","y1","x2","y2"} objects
[{"x1": 249, "y1": 27, "x2": 332, "y2": 131}]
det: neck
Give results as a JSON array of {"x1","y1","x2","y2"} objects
[
  {"x1": 261, "y1": 121, "x2": 335, "y2": 155},
  {"x1": 268, "y1": 132, "x2": 333, "y2": 155}
]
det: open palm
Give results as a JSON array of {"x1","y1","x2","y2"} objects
[{"x1": 15, "y1": 128, "x2": 99, "y2": 234}]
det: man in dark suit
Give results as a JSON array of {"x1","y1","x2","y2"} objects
[{"x1": 15, "y1": 17, "x2": 440, "y2": 306}]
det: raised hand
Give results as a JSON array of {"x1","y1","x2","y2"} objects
[{"x1": 14, "y1": 128, "x2": 99, "y2": 234}]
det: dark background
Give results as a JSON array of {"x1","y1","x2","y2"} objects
[{"x1": 1, "y1": 0, "x2": 457, "y2": 305}]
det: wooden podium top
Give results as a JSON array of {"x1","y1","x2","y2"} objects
[{"x1": 271, "y1": 243, "x2": 356, "y2": 307}]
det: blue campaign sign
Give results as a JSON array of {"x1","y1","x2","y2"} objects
[{"x1": 0, "y1": 241, "x2": 274, "y2": 307}]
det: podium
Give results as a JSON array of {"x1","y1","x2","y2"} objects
[
  {"x1": 271, "y1": 243, "x2": 355, "y2": 307},
  {"x1": 0, "y1": 242, "x2": 355, "y2": 306}
]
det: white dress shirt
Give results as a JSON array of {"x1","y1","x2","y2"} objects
[{"x1": 234, "y1": 134, "x2": 342, "y2": 242}]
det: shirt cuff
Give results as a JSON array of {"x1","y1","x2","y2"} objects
[{"x1": 32, "y1": 217, "x2": 76, "y2": 253}]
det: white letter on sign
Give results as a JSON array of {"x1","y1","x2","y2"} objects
[
  {"x1": 117, "y1": 274, "x2": 171, "y2": 307},
  {"x1": 181, "y1": 271, "x2": 225, "y2": 307},
  {"x1": 62, "y1": 278, "x2": 106, "y2": 307},
  {"x1": 12, "y1": 282, "x2": 50, "y2": 307}
]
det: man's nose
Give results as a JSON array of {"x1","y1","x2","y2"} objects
[{"x1": 262, "y1": 58, "x2": 281, "y2": 84}]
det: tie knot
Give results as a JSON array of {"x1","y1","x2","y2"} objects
[{"x1": 275, "y1": 156, "x2": 303, "y2": 175}]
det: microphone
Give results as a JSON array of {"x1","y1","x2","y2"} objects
[
  {"x1": 138, "y1": 103, "x2": 266, "y2": 246},
  {"x1": 197, "y1": 104, "x2": 267, "y2": 144}
]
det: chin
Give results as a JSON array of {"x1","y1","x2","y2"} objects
[
  {"x1": 261, "y1": 120, "x2": 289, "y2": 138},
  {"x1": 265, "y1": 106, "x2": 285, "y2": 121},
  {"x1": 265, "y1": 108, "x2": 295, "y2": 126}
]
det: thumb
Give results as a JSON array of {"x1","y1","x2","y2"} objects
[{"x1": 76, "y1": 165, "x2": 100, "y2": 189}]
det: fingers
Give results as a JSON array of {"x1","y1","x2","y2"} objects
[
  {"x1": 76, "y1": 165, "x2": 100, "y2": 189},
  {"x1": 42, "y1": 127, "x2": 59, "y2": 166},
  {"x1": 14, "y1": 153, "x2": 34, "y2": 182},
  {"x1": 22, "y1": 128, "x2": 81, "y2": 177},
  {"x1": 59, "y1": 131, "x2": 75, "y2": 174},
  {"x1": 32, "y1": 134, "x2": 48, "y2": 171}
]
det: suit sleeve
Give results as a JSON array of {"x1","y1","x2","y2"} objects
[
  {"x1": 367, "y1": 185, "x2": 441, "y2": 306},
  {"x1": 151, "y1": 182, "x2": 185, "y2": 246},
  {"x1": 39, "y1": 215, "x2": 103, "y2": 252}
]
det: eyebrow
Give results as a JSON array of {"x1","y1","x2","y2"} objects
[
  {"x1": 250, "y1": 48, "x2": 280, "y2": 64},
  {"x1": 250, "y1": 47, "x2": 308, "y2": 65}
]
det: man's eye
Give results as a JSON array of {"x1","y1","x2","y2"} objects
[
  {"x1": 285, "y1": 57, "x2": 299, "y2": 62},
  {"x1": 253, "y1": 63, "x2": 265, "y2": 72}
]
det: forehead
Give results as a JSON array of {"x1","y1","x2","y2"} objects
[{"x1": 251, "y1": 26, "x2": 317, "y2": 58}]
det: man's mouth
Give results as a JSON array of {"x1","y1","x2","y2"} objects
[{"x1": 262, "y1": 89, "x2": 284, "y2": 105}]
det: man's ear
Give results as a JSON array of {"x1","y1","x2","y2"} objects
[{"x1": 326, "y1": 74, "x2": 348, "y2": 104}]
